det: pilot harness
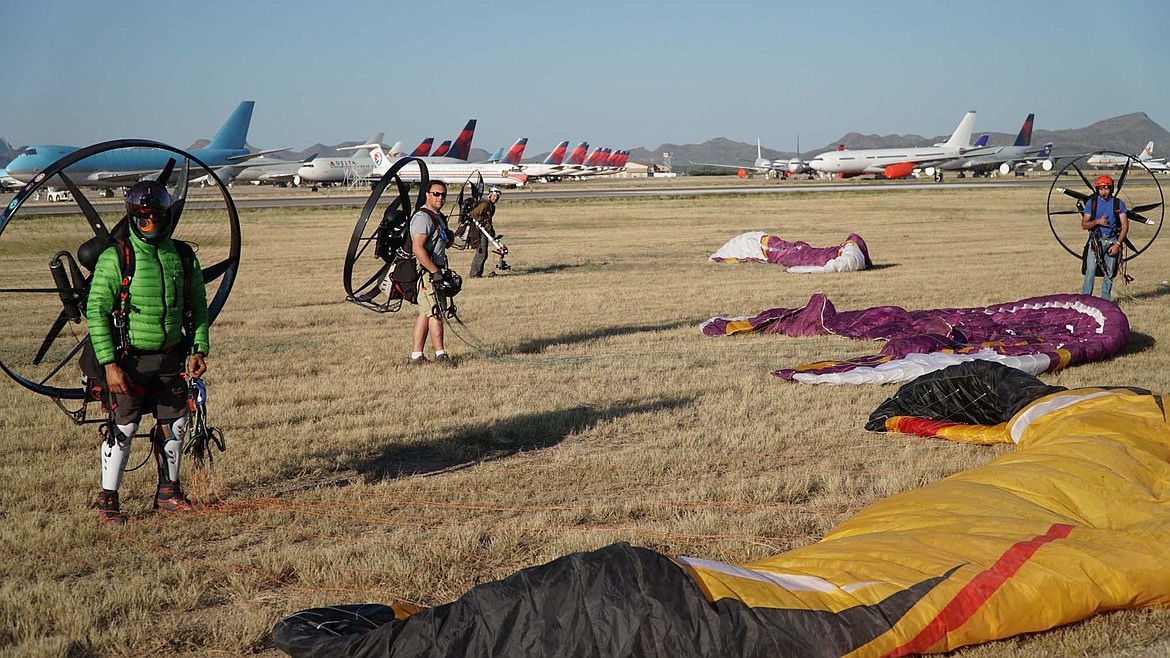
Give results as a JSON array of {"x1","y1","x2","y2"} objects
[{"x1": 1081, "y1": 196, "x2": 1130, "y2": 283}]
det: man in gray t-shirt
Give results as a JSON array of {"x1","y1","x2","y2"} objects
[{"x1": 408, "y1": 180, "x2": 457, "y2": 367}]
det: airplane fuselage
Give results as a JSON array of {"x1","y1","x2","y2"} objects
[
  {"x1": 6, "y1": 145, "x2": 253, "y2": 185},
  {"x1": 809, "y1": 147, "x2": 955, "y2": 176},
  {"x1": 297, "y1": 157, "x2": 376, "y2": 183}
]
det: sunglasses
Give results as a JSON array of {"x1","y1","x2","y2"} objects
[{"x1": 429, "y1": 191, "x2": 447, "y2": 197}]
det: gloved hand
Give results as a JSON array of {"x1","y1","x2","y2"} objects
[{"x1": 429, "y1": 270, "x2": 447, "y2": 288}]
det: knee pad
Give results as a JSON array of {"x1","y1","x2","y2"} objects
[
  {"x1": 100, "y1": 422, "x2": 137, "y2": 491},
  {"x1": 154, "y1": 415, "x2": 188, "y2": 483}
]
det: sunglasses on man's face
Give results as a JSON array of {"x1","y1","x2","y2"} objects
[{"x1": 429, "y1": 191, "x2": 447, "y2": 197}]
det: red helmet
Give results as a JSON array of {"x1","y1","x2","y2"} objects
[
  {"x1": 1095, "y1": 175, "x2": 1114, "y2": 189},
  {"x1": 125, "y1": 181, "x2": 173, "y2": 244}
]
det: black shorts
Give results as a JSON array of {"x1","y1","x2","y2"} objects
[{"x1": 108, "y1": 349, "x2": 188, "y2": 425}]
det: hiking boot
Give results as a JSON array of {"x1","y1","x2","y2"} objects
[
  {"x1": 95, "y1": 489, "x2": 127, "y2": 526},
  {"x1": 153, "y1": 482, "x2": 199, "y2": 513},
  {"x1": 434, "y1": 354, "x2": 457, "y2": 368},
  {"x1": 405, "y1": 355, "x2": 429, "y2": 366}
]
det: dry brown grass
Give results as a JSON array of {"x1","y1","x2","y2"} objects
[{"x1": 1, "y1": 183, "x2": 1169, "y2": 656}]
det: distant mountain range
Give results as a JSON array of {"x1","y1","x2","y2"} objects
[{"x1": 4, "y1": 113, "x2": 1168, "y2": 170}]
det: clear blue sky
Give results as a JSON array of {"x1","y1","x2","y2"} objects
[{"x1": 3, "y1": 0, "x2": 1168, "y2": 156}]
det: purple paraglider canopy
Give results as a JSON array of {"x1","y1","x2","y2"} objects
[{"x1": 701, "y1": 293, "x2": 1130, "y2": 384}]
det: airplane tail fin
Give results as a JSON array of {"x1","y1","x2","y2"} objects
[
  {"x1": 387, "y1": 140, "x2": 404, "y2": 157},
  {"x1": 411, "y1": 138, "x2": 434, "y2": 157},
  {"x1": 368, "y1": 143, "x2": 388, "y2": 169},
  {"x1": 1012, "y1": 114, "x2": 1035, "y2": 147},
  {"x1": 567, "y1": 142, "x2": 589, "y2": 165},
  {"x1": 486, "y1": 146, "x2": 505, "y2": 163},
  {"x1": 502, "y1": 138, "x2": 528, "y2": 165},
  {"x1": 757, "y1": 138, "x2": 763, "y2": 160},
  {"x1": 207, "y1": 101, "x2": 256, "y2": 150},
  {"x1": 432, "y1": 140, "x2": 453, "y2": 158},
  {"x1": 941, "y1": 111, "x2": 977, "y2": 149},
  {"x1": 449, "y1": 119, "x2": 477, "y2": 160},
  {"x1": 972, "y1": 134, "x2": 989, "y2": 148},
  {"x1": 1138, "y1": 141, "x2": 1154, "y2": 161},
  {"x1": 544, "y1": 141, "x2": 570, "y2": 165},
  {"x1": 352, "y1": 132, "x2": 385, "y2": 159}
]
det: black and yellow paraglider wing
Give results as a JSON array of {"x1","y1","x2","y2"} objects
[{"x1": 0, "y1": 140, "x2": 240, "y2": 401}]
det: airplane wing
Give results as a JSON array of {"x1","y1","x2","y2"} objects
[
  {"x1": 688, "y1": 160, "x2": 769, "y2": 173},
  {"x1": 224, "y1": 147, "x2": 290, "y2": 162}
]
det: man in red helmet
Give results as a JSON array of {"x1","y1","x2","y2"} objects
[
  {"x1": 86, "y1": 180, "x2": 210, "y2": 524},
  {"x1": 1080, "y1": 175, "x2": 1129, "y2": 301}
]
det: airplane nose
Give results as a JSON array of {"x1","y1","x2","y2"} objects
[{"x1": 809, "y1": 157, "x2": 827, "y2": 172}]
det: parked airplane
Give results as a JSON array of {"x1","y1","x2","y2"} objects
[
  {"x1": 690, "y1": 138, "x2": 813, "y2": 177},
  {"x1": 228, "y1": 155, "x2": 314, "y2": 186},
  {"x1": 519, "y1": 140, "x2": 571, "y2": 179},
  {"x1": 1087, "y1": 141, "x2": 1160, "y2": 167},
  {"x1": 1, "y1": 167, "x2": 20, "y2": 192},
  {"x1": 809, "y1": 111, "x2": 990, "y2": 178},
  {"x1": 5, "y1": 101, "x2": 285, "y2": 187},
  {"x1": 543, "y1": 142, "x2": 590, "y2": 178},
  {"x1": 295, "y1": 132, "x2": 385, "y2": 185},
  {"x1": 363, "y1": 143, "x2": 527, "y2": 187},
  {"x1": 936, "y1": 114, "x2": 1054, "y2": 176}
]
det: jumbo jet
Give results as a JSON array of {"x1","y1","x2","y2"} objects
[
  {"x1": 809, "y1": 111, "x2": 992, "y2": 179},
  {"x1": 295, "y1": 132, "x2": 385, "y2": 185},
  {"x1": 1087, "y1": 141, "x2": 1162, "y2": 168},
  {"x1": 362, "y1": 142, "x2": 527, "y2": 187},
  {"x1": 690, "y1": 138, "x2": 813, "y2": 177},
  {"x1": 5, "y1": 101, "x2": 286, "y2": 187},
  {"x1": 937, "y1": 114, "x2": 1055, "y2": 176}
]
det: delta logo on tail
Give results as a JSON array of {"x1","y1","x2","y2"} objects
[
  {"x1": 501, "y1": 138, "x2": 527, "y2": 165},
  {"x1": 410, "y1": 138, "x2": 434, "y2": 157},
  {"x1": 449, "y1": 119, "x2": 477, "y2": 161},
  {"x1": 548, "y1": 141, "x2": 568, "y2": 165},
  {"x1": 1014, "y1": 113, "x2": 1035, "y2": 147},
  {"x1": 431, "y1": 140, "x2": 452, "y2": 157}
]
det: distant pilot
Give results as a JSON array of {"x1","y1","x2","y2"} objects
[
  {"x1": 1080, "y1": 175, "x2": 1129, "y2": 301},
  {"x1": 467, "y1": 187, "x2": 508, "y2": 277}
]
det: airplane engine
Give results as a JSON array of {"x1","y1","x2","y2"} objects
[
  {"x1": 923, "y1": 167, "x2": 936, "y2": 176},
  {"x1": 1040, "y1": 159, "x2": 1054, "y2": 171},
  {"x1": 883, "y1": 162, "x2": 916, "y2": 179},
  {"x1": 998, "y1": 162, "x2": 1017, "y2": 176},
  {"x1": 293, "y1": 175, "x2": 302, "y2": 187}
]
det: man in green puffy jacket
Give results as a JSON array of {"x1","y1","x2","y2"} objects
[{"x1": 87, "y1": 180, "x2": 210, "y2": 525}]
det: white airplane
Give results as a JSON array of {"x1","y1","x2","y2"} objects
[
  {"x1": 295, "y1": 132, "x2": 384, "y2": 185},
  {"x1": 519, "y1": 140, "x2": 572, "y2": 179},
  {"x1": 226, "y1": 155, "x2": 312, "y2": 186},
  {"x1": 1087, "y1": 141, "x2": 1161, "y2": 167},
  {"x1": 690, "y1": 138, "x2": 813, "y2": 177},
  {"x1": 809, "y1": 111, "x2": 992, "y2": 179},
  {"x1": 1, "y1": 167, "x2": 21, "y2": 192},
  {"x1": 362, "y1": 142, "x2": 527, "y2": 187},
  {"x1": 936, "y1": 114, "x2": 1055, "y2": 176}
]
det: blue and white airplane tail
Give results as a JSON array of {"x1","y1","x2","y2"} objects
[
  {"x1": 972, "y1": 134, "x2": 989, "y2": 148},
  {"x1": 207, "y1": 101, "x2": 256, "y2": 150}
]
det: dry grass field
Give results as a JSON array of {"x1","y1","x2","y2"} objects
[{"x1": 1, "y1": 181, "x2": 1169, "y2": 657}]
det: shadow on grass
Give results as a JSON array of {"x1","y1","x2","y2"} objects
[
  {"x1": 864, "y1": 263, "x2": 899, "y2": 271},
  {"x1": 513, "y1": 319, "x2": 704, "y2": 354},
  {"x1": 347, "y1": 396, "x2": 694, "y2": 482},
  {"x1": 1126, "y1": 284, "x2": 1170, "y2": 301},
  {"x1": 519, "y1": 261, "x2": 608, "y2": 276},
  {"x1": 1122, "y1": 330, "x2": 1157, "y2": 356}
]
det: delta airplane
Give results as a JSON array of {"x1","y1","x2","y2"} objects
[
  {"x1": 5, "y1": 101, "x2": 285, "y2": 187},
  {"x1": 1087, "y1": 141, "x2": 1162, "y2": 167},
  {"x1": 690, "y1": 138, "x2": 813, "y2": 177},
  {"x1": 937, "y1": 114, "x2": 1054, "y2": 176},
  {"x1": 519, "y1": 140, "x2": 571, "y2": 179},
  {"x1": 809, "y1": 111, "x2": 992, "y2": 179},
  {"x1": 363, "y1": 142, "x2": 527, "y2": 187},
  {"x1": 295, "y1": 132, "x2": 385, "y2": 185},
  {"x1": 422, "y1": 119, "x2": 477, "y2": 163},
  {"x1": 499, "y1": 138, "x2": 527, "y2": 165},
  {"x1": 543, "y1": 142, "x2": 589, "y2": 178}
]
